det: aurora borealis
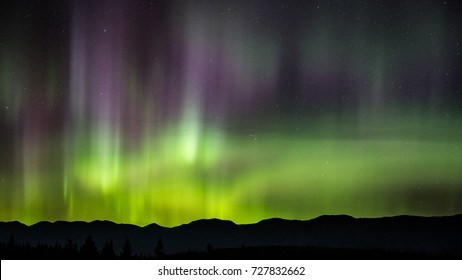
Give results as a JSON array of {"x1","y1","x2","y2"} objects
[{"x1": 0, "y1": 0, "x2": 461, "y2": 227}]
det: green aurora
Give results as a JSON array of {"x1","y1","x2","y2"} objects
[
  {"x1": 1, "y1": 0, "x2": 461, "y2": 226},
  {"x1": 1, "y1": 113, "x2": 461, "y2": 226}
]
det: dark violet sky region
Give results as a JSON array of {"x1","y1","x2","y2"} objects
[{"x1": 0, "y1": 0, "x2": 461, "y2": 226}]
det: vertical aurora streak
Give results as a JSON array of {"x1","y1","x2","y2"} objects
[{"x1": 0, "y1": 0, "x2": 461, "y2": 226}]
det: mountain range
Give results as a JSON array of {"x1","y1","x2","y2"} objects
[{"x1": 1, "y1": 215, "x2": 461, "y2": 259}]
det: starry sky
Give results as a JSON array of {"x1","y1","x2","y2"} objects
[{"x1": 0, "y1": 0, "x2": 461, "y2": 226}]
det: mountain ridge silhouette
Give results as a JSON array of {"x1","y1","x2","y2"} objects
[{"x1": 1, "y1": 214, "x2": 461, "y2": 258}]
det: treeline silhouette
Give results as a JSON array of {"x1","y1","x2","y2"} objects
[
  {"x1": 2, "y1": 234, "x2": 455, "y2": 260},
  {"x1": 2, "y1": 215, "x2": 461, "y2": 259},
  {"x1": 1, "y1": 235, "x2": 166, "y2": 259}
]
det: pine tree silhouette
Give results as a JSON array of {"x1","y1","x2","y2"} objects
[
  {"x1": 7, "y1": 235, "x2": 16, "y2": 258},
  {"x1": 154, "y1": 236, "x2": 165, "y2": 259},
  {"x1": 121, "y1": 239, "x2": 132, "y2": 258},
  {"x1": 64, "y1": 238, "x2": 78, "y2": 258},
  {"x1": 51, "y1": 242, "x2": 63, "y2": 258},
  {"x1": 80, "y1": 235, "x2": 99, "y2": 259},
  {"x1": 101, "y1": 239, "x2": 116, "y2": 259}
]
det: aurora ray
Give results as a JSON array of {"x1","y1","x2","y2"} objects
[{"x1": 0, "y1": 0, "x2": 461, "y2": 226}]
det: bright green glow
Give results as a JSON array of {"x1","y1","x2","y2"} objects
[
  {"x1": 1, "y1": 0, "x2": 461, "y2": 229},
  {"x1": 1, "y1": 113, "x2": 461, "y2": 227},
  {"x1": 74, "y1": 138, "x2": 121, "y2": 192}
]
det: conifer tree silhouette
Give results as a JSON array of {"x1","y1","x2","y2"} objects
[
  {"x1": 51, "y1": 242, "x2": 63, "y2": 258},
  {"x1": 101, "y1": 239, "x2": 116, "y2": 259},
  {"x1": 64, "y1": 238, "x2": 78, "y2": 258},
  {"x1": 80, "y1": 235, "x2": 98, "y2": 258},
  {"x1": 7, "y1": 235, "x2": 16, "y2": 258},
  {"x1": 154, "y1": 236, "x2": 165, "y2": 258},
  {"x1": 121, "y1": 239, "x2": 132, "y2": 258}
]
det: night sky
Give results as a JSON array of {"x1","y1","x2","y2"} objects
[{"x1": 1, "y1": 0, "x2": 461, "y2": 226}]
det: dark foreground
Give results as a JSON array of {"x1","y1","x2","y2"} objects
[{"x1": 1, "y1": 215, "x2": 461, "y2": 259}]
